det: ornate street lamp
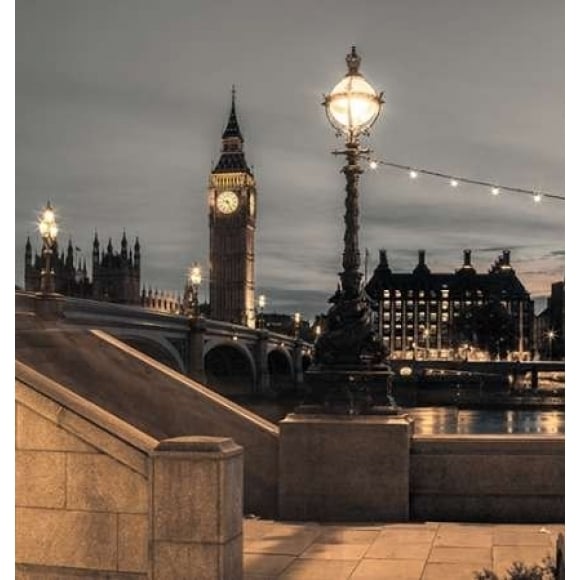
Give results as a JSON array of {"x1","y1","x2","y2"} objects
[
  {"x1": 38, "y1": 201, "x2": 59, "y2": 294},
  {"x1": 183, "y1": 262, "x2": 202, "y2": 317},
  {"x1": 315, "y1": 46, "x2": 385, "y2": 369},
  {"x1": 294, "y1": 312, "x2": 301, "y2": 339},
  {"x1": 258, "y1": 294, "x2": 266, "y2": 329}
]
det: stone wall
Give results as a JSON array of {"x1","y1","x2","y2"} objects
[
  {"x1": 15, "y1": 370, "x2": 243, "y2": 580},
  {"x1": 411, "y1": 435, "x2": 565, "y2": 522}
]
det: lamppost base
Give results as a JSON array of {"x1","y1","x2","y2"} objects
[{"x1": 304, "y1": 365, "x2": 401, "y2": 416}]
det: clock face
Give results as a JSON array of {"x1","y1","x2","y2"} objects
[{"x1": 216, "y1": 191, "x2": 239, "y2": 214}]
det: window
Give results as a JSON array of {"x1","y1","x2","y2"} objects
[
  {"x1": 430, "y1": 313, "x2": 437, "y2": 322},
  {"x1": 384, "y1": 290, "x2": 390, "y2": 298},
  {"x1": 395, "y1": 301, "x2": 402, "y2": 309},
  {"x1": 442, "y1": 302, "x2": 449, "y2": 311},
  {"x1": 406, "y1": 312, "x2": 414, "y2": 320},
  {"x1": 419, "y1": 291, "x2": 425, "y2": 298},
  {"x1": 442, "y1": 313, "x2": 449, "y2": 322},
  {"x1": 395, "y1": 290, "x2": 401, "y2": 298},
  {"x1": 407, "y1": 300, "x2": 414, "y2": 308}
]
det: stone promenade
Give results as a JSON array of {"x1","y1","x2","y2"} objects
[{"x1": 244, "y1": 519, "x2": 563, "y2": 579}]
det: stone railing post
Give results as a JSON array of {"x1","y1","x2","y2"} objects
[{"x1": 152, "y1": 436, "x2": 243, "y2": 580}]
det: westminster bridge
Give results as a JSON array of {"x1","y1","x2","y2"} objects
[{"x1": 15, "y1": 291, "x2": 312, "y2": 395}]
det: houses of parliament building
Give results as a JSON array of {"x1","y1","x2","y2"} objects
[{"x1": 24, "y1": 232, "x2": 141, "y2": 305}]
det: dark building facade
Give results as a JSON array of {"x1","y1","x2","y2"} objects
[
  {"x1": 25, "y1": 232, "x2": 141, "y2": 305},
  {"x1": 365, "y1": 249, "x2": 534, "y2": 360},
  {"x1": 25, "y1": 237, "x2": 91, "y2": 298},
  {"x1": 208, "y1": 89, "x2": 257, "y2": 328}
]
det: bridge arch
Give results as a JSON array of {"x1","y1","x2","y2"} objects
[
  {"x1": 267, "y1": 347, "x2": 294, "y2": 391},
  {"x1": 113, "y1": 332, "x2": 186, "y2": 373},
  {"x1": 203, "y1": 340, "x2": 257, "y2": 395}
]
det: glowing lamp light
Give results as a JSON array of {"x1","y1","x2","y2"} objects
[
  {"x1": 190, "y1": 263, "x2": 202, "y2": 286},
  {"x1": 258, "y1": 294, "x2": 266, "y2": 309},
  {"x1": 533, "y1": 192, "x2": 542, "y2": 203},
  {"x1": 294, "y1": 312, "x2": 301, "y2": 324},
  {"x1": 491, "y1": 187, "x2": 500, "y2": 196},
  {"x1": 38, "y1": 201, "x2": 58, "y2": 242},
  {"x1": 369, "y1": 160, "x2": 378, "y2": 170},
  {"x1": 450, "y1": 179, "x2": 459, "y2": 188},
  {"x1": 400, "y1": 366, "x2": 413, "y2": 377},
  {"x1": 324, "y1": 46, "x2": 383, "y2": 141},
  {"x1": 409, "y1": 170, "x2": 418, "y2": 179}
]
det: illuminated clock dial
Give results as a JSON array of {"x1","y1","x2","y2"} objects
[{"x1": 216, "y1": 191, "x2": 239, "y2": 214}]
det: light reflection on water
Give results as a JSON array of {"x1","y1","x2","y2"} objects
[
  {"x1": 235, "y1": 396, "x2": 565, "y2": 435},
  {"x1": 407, "y1": 407, "x2": 564, "y2": 435}
]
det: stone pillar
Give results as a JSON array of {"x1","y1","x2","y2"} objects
[
  {"x1": 279, "y1": 413, "x2": 413, "y2": 522},
  {"x1": 152, "y1": 436, "x2": 243, "y2": 580},
  {"x1": 188, "y1": 317, "x2": 206, "y2": 384},
  {"x1": 256, "y1": 330, "x2": 271, "y2": 393}
]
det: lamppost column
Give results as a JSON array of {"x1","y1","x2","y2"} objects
[
  {"x1": 340, "y1": 143, "x2": 363, "y2": 298},
  {"x1": 40, "y1": 239, "x2": 55, "y2": 294}
]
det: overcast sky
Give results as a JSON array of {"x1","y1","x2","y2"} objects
[{"x1": 16, "y1": 0, "x2": 564, "y2": 319}]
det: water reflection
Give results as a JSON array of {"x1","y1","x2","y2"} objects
[{"x1": 407, "y1": 407, "x2": 564, "y2": 435}]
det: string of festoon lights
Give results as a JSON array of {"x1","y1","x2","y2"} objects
[{"x1": 362, "y1": 155, "x2": 564, "y2": 203}]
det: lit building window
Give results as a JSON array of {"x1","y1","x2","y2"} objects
[
  {"x1": 395, "y1": 290, "x2": 401, "y2": 298},
  {"x1": 442, "y1": 302, "x2": 448, "y2": 311},
  {"x1": 384, "y1": 290, "x2": 390, "y2": 298},
  {"x1": 419, "y1": 291, "x2": 425, "y2": 298},
  {"x1": 395, "y1": 301, "x2": 402, "y2": 309},
  {"x1": 442, "y1": 313, "x2": 449, "y2": 322},
  {"x1": 430, "y1": 313, "x2": 437, "y2": 322}
]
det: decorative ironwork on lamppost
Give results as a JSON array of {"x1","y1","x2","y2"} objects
[
  {"x1": 38, "y1": 201, "x2": 59, "y2": 294},
  {"x1": 314, "y1": 46, "x2": 385, "y2": 369}
]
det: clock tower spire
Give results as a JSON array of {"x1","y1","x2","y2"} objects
[{"x1": 208, "y1": 88, "x2": 257, "y2": 327}]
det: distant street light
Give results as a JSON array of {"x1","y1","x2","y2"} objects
[
  {"x1": 315, "y1": 46, "x2": 384, "y2": 368},
  {"x1": 258, "y1": 294, "x2": 266, "y2": 329},
  {"x1": 38, "y1": 201, "x2": 58, "y2": 294},
  {"x1": 546, "y1": 330, "x2": 556, "y2": 360},
  {"x1": 294, "y1": 312, "x2": 301, "y2": 338},
  {"x1": 184, "y1": 262, "x2": 202, "y2": 317}
]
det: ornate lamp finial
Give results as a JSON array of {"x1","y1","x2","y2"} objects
[{"x1": 346, "y1": 46, "x2": 361, "y2": 75}]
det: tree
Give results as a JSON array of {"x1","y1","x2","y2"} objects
[{"x1": 454, "y1": 298, "x2": 516, "y2": 360}]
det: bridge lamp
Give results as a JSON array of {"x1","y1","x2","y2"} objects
[
  {"x1": 38, "y1": 201, "x2": 59, "y2": 294},
  {"x1": 293, "y1": 312, "x2": 301, "y2": 338},
  {"x1": 257, "y1": 294, "x2": 266, "y2": 329},
  {"x1": 187, "y1": 262, "x2": 202, "y2": 317}
]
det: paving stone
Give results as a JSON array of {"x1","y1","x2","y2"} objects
[
  {"x1": 243, "y1": 553, "x2": 295, "y2": 576},
  {"x1": 298, "y1": 543, "x2": 369, "y2": 560},
  {"x1": 314, "y1": 529, "x2": 380, "y2": 545},
  {"x1": 244, "y1": 519, "x2": 278, "y2": 541},
  {"x1": 351, "y1": 558, "x2": 425, "y2": 579},
  {"x1": 429, "y1": 546, "x2": 491, "y2": 565},
  {"x1": 493, "y1": 530, "x2": 554, "y2": 546},
  {"x1": 433, "y1": 528, "x2": 492, "y2": 548},
  {"x1": 365, "y1": 540, "x2": 432, "y2": 560},
  {"x1": 244, "y1": 535, "x2": 316, "y2": 557},
  {"x1": 279, "y1": 558, "x2": 359, "y2": 579},
  {"x1": 422, "y1": 562, "x2": 487, "y2": 580},
  {"x1": 374, "y1": 528, "x2": 436, "y2": 544}
]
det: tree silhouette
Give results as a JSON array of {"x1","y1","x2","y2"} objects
[{"x1": 454, "y1": 298, "x2": 516, "y2": 360}]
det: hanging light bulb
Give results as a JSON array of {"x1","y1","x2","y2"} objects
[
  {"x1": 409, "y1": 170, "x2": 418, "y2": 179},
  {"x1": 450, "y1": 179, "x2": 459, "y2": 188},
  {"x1": 369, "y1": 160, "x2": 378, "y2": 170},
  {"x1": 491, "y1": 187, "x2": 500, "y2": 196},
  {"x1": 533, "y1": 192, "x2": 542, "y2": 203}
]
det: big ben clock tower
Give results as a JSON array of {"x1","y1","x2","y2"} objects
[{"x1": 208, "y1": 87, "x2": 257, "y2": 327}]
